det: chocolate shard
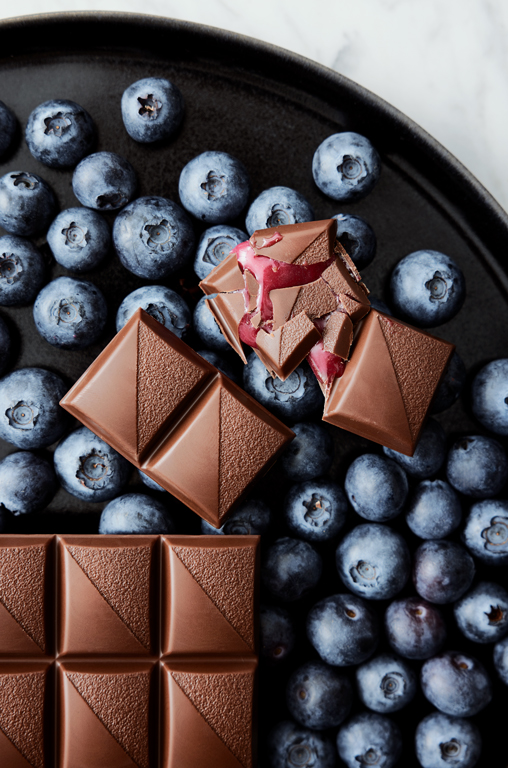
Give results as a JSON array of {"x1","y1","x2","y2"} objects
[
  {"x1": 244, "y1": 271, "x2": 259, "y2": 311},
  {"x1": 337, "y1": 291, "x2": 371, "y2": 323},
  {"x1": 206, "y1": 293, "x2": 247, "y2": 363},
  {"x1": 256, "y1": 313, "x2": 321, "y2": 380},
  {"x1": 288, "y1": 278, "x2": 337, "y2": 321},
  {"x1": 321, "y1": 258, "x2": 370, "y2": 309},
  {"x1": 322, "y1": 311, "x2": 354, "y2": 359},
  {"x1": 323, "y1": 310, "x2": 454, "y2": 455},
  {"x1": 199, "y1": 251, "x2": 244, "y2": 295},
  {"x1": 250, "y1": 219, "x2": 336, "y2": 264}
]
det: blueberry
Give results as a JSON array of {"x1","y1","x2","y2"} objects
[
  {"x1": 98, "y1": 493, "x2": 176, "y2": 534},
  {"x1": 0, "y1": 101, "x2": 17, "y2": 159},
  {"x1": 193, "y1": 294, "x2": 232, "y2": 353},
  {"x1": 462, "y1": 499, "x2": 508, "y2": 565},
  {"x1": 33, "y1": 276, "x2": 107, "y2": 350},
  {"x1": 25, "y1": 99, "x2": 95, "y2": 169},
  {"x1": 405, "y1": 479, "x2": 462, "y2": 539},
  {"x1": 0, "y1": 450, "x2": 57, "y2": 515},
  {"x1": 415, "y1": 713, "x2": 482, "y2": 768},
  {"x1": 431, "y1": 350, "x2": 466, "y2": 414},
  {"x1": 121, "y1": 77, "x2": 184, "y2": 143},
  {"x1": 336, "y1": 712, "x2": 402, "y2": 768},
  {"x1": 54, "y1": 427, "x2": 131, "y2": 502},
  {"x1": 268, "y1": 721, "x2": 336, "y2": 768},
  {"x1": 0, "y1": 235, "x2": 46, "y2": 307},
  {"x1": 0, "y1": 315, "x2": 10, "y2": 375},
  {"x1": 471, "y1": 358, "x2": 508, "y2": 435},
  {"x1": 286, "y1": 660, "x2": 353, "y2": 730},
  {"x1": 262, "y1": 537, "x2": 322, "y2": 602},
  {"x1": 413, "y1": 540, "x2": 475, "y2": 604},
  {"x1": 284, "y1": 479, "x2": 347, "y2": 542},
  {"x1": 113, "y1": 196, "x2": 195, "y2": 278},
  {"x1": 454, "y1": 581, "x2": 508, "y2": 644},
  {"x1": 196, "y1": 349, "x2": 240, "y2": 383},
  {"x1": 47, "y1": 207, "x2": 110, "y2": 272},
  {"x1": 243, "y1": 352, "x2": 323, "y2": 422},
  {"x1": 138, "y1": 470, "x2": 166, "y2": 492},
  {"x1": 307, "y1": 593, "x2": 379, "y2": 666},
  {"x1": 384, "y1": 597, "x2": 447, "y2": 659},
  {"x1": 446, "y1": 434, "x2": 508, "y2": 497},
  {"x1": 179, "y1": 151, "x2": 250, "y2": 224},
  {"x1": 356, "y1": 653, "x2": 417, "y2": 713},
  {"x1": 345, "y1": 453, "x2": 408, "y2": 522},
  {"x1": 245, "y1": 186, "x2": 313, "y2": 235},
  {"x1": 116, "y1": 285, "x2": 191, "y2": 337},
  {"x1": 421, "y1": 651, "x2": 492, "y2": 717},
  {"x1": 389, "y1": 250, "x2": 465, "y2": 328},
  {"x1": 72, "y1": 151, "x2": 136, "y2": 211},
  {"x1": 260, "y1": 605, "x2": 296, "y2": 663},
  {"x1": 332, "y1": 213, "x2": 376, "y2": 269},
  {"x1": 201, "y1": 498, "x2": 271, "y2": 535},
  {"x1": 194, "y1": 224, "x2": 247, "y2": 280},
  {"x1": 0, "y1": 170, "x2": 57, "y2": 236},
  {"x1": 336, "y1": 523, "x2": 410, "y2": 601},
  {"x1": 383, "y1": 418, "x2": 446, "y2": 480},
  {"x1": 312, "y1": 132, "x2": 381, "y2": 202},
  {"x1": 280, "y1": 422, "x2": 334, "y2": 482},
  {"x1": 0, "y1": 367, "x2": 68, "y2": 449},
  {"x1": 493, "y1": 635, "x2": 508, "y2": 685}
]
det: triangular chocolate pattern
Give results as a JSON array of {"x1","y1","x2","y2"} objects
[
  {"x1": 293, "y1": 228, "x2": 332, "y2": 265},
  {"x1": 67, "y1": 545, "x2": 151, "y2": 650},
  {"x1": 0, "y1": 546, "x2": 46, "y2": 651},
  {"x1": 0, "y1": 671, "x2": 45, "y2": 768},
  {"x1": 171, "y1": 670, "x2": 253, "y2": 768},
  {"x1": 172, "y1": 545, "x2": 255, "y2": 650},
  {"x1": 67, "y1": 671, "x2": 150, "y2": 768}
]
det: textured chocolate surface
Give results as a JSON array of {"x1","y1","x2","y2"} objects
[
  {"x1": 0, "y1": 535, "x2": 259, "y2": 768},
  {"x1": 60, "y1": 309, "x2": 293, "y2": 528}
]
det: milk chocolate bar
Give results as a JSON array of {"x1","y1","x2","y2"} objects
[
  {"x1": 60, "y1": 308, "x2": 293, "y2": 528},
  {"x1": 0, "y1": 534, "x2": 259, "y2": 768}
]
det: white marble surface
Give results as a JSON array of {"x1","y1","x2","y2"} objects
[{"x1": 2, "y1": 0, "x2": 508, "y2": 213}]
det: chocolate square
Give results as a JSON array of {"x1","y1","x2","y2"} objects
[{"x1": 0, "y1": 661, "x2": 49, "y2": 768}]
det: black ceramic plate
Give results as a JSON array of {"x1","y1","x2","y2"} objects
[{"x1": 1, "y1": 12, "x2": 507, "y2": 766}]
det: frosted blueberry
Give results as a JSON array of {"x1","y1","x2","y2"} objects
[
  {"x1": 421, "y1": 651, "x2": 492, "y2": 717},
  {"x1": 415, "y1": 713, "x2": 482, "y2": 768},
  {"x1": 121, "y1": 77, "x2": 184, "y2": 143},
  {"x1": 116, "y1": 285, "x2": 191, "y2": 337},
  {"x1": 0, "y1": 235, "x2": 46, "y2": 307},
  {"x1": 471, "y1": 358, "x2": 508, "y2": 435},
  {"x1": 245, "y1": 186, "x2": 313, "y2": 235},
  {"x1": 99, "y1": 493, "x2": 176, "y2": 534},
  {"x1": 286, "y1": 660, "x2": 353, "y2": 729},
  {"x1": 72, "y1": 151, "x2": 137, "y2": 211},
  {"x1": 0, "y1": 451, "x2": 57, "y2": 515},
  {"x1": 462, "y1": 499, "x2": 508, "y2": 565},
  {"x1": 345, "y1": 453, "x2": 408, "y2": 521},
  {"x1": 446, "y1": 434, "x2": 507, "y2": 498},
  {"x1": 26, "y1": 99, "x2": 96, "y2": 168},
  {"x1": 47, "y1": 207, "x2": 110, "y2": 272},
  {"x1": 336, "y1": 712, "x2": 402, "y2": 768},
  {"x1": 356, "y1": 653, "x2": 417, "y2": 713},
  {"x1": 0, "y1": 170, "x2": 57, "y2": 236},
  {"x1": 193, "y1": 224, "x2": 247, "y2": 280},
  {"x1": 313, "y1": 132, "x2": 381, "y2": 202},
  {"x1": 179, "y1": 151, "x2": 250, "y2": 224}
]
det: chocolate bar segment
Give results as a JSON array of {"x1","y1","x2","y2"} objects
[{"x1": 0, "y1": 661, "x2": 49, "y2": 768}]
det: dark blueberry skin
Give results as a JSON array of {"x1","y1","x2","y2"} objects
[
  {"x1": 286, "y1": 660, "x2": 353, "y2": 730},
  {"x1": 421, "y1": 651, "x2": 492, "y2": 717},
  {"x1": 280, "y1": 422, "x2": 334, "y2": 482},
  {"x1": 116, "y1": 285, "x2": 191, "y2": 337},
  {"x1": 313, "y1": 132, "x2": 381, "y2": 202},
  {"x1": 179, "y1": 151, "x2": 250, "y2": 224},
  {"x1": 25, "y1": 99, "x2": 96, "y2": 169},
  {"x1": 72, "y1": 151, "x2": 136, "y2": 211},
  {"x1": 284, "y1": 479, "x2": 347, "y2": 542},
  {"x1": 54, "y1": 427, "x2": 131, "y2": 502},
  {"x1": 345, "y1": 453, "x2": 408, "y2": 522},
  {"x1": 462, "y1": 499, "x2": 508, "y2": 565},
  {"x1": 245, "y1": 186, "x2": 313, "y2": 235},
  {"x1": 454, "y1": 581, "x2": 508, "y2": 644},
  {"x1": 390, "y1": 250, "x2": 465, "y2": 328},
  {"x1": 446, "y1": 434, "x2": 508, "y2": 497},
  {"x1": 196, "y1": 350, "x2": 240, "y2": 383},
  {"x1": 201, "y1": 498, "x2": 271, "y2": 535},
  {"x1": 383, "y1": 418, "x2": 446, "y2": 480},
  {"x1": 332, "y1": 213, "x2": 376, "y2": 270},
  {"x1": 336, "y1": 712, "x2": 402, "y2": 768},
  {"x1": 99, "y1": 493, "x2": 176, "y2": 534},
  {"x1": 0, "y1": 101, "x2": 17, "y2": 159},
  {"x1": 431, "y1": 350, "x2": 467, "y2": 414},
  {"x1": 121, "y1": 77, "x2": 184, "y2": 143},
  {"x1": 493, "y1": 635, "x2": 508, "y2": 685},
  {"x1": 356, "y1": 653, "x2": 417, "y2": 713},
  {"x1": 385, "y1": 597, "x2": 447, "y2": 660},
  {"x1": 260, "y1": 605, "x2": 296, "y2": 664},
  {"x1": 415, "y1": 713, "x2": 482, "y2": 768},
  {"x1": 414, "y1": 540, "x2": 475, "y2": 604},
  {"x1": 243, "y1": 352, "x2": 323, "y2": 422},
  {"x1": 33, "y1": 276, "x2": 107, "y2": 350},
  {"x1": 0, "y1": 315, "x2": 11, "y2": 375},
  {"x1": 268, "y1": 721, "x2": 336, "y2": 768},
  {"x1": 47, "y1": 207, "x2": 110, "y2": 273},
  {"x1": 194, "y1": 224, "x2": 247, "y2": 280},
  {"x1": 0, "y1": 170, "x2": 57, "y2": 236},
  {"x1": 193, "y1": 294, "x2": 232, "y2": 353},
  {"x1": 471, "y1": 358, "x2": 508, "y2": 435},
  {"x1": 307, "y1": 593, "x2": 379, "y2": 666},
  {"x1": 0, "y1": 451, "x2": 57, "y2": 515},
  {"x1": 138, "y1": 470, "x2": 166, "y2": 492},
  {"x1": 336, "y1": 523, "x2": 411, "y2": 601},
  {"x1": 262, "y1": 537, "x2": 322, "y2": 602},
  {"x1": 0, "y1": 235, "x2": 46, "y2": 307},
  {"x1": 0, "y1": 367, "x2": 68, "y2": 449},
  {"x1": 405, "y1": 479, "x2": 462, "y2": 539},
  {"x1": 113, "y1": 196, "x2": 195, "y2": 279}
]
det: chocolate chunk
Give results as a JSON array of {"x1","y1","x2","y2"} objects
[
  {"x1": 322, "y1": 311, "x2": 354, "y2": 359},
  {"x1": 199, "y1": 251, "x2": 244, "y2": 295},
  {"x1": 256, "y1": 312, "x2": 321, "y2": 380},
  {"x1": 250, "y1": 219, "x2": 335, "y2": 264},
  {"x1": 206, "y1": 293, "x2": 247, "y2": 363}
]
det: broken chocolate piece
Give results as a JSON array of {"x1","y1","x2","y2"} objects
[
  {"x1": 255, "y1": 312, "x2": 321, "y2": 380},
  {"x1": 322, "y1": 311, "x2": 354, "y2": 359},
  {"x1": 251, "y1": 219, "x2": 335, "y2": 264},
  {"x1": 199, "y1": 251, "x2": 244, "y2": 295}
]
